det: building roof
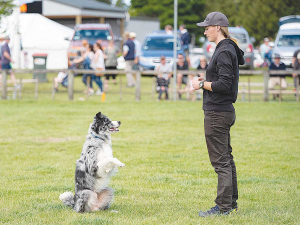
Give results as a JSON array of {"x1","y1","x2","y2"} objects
[{"x1": 51, "y1": 0, "x2": 126, "y2": 12}]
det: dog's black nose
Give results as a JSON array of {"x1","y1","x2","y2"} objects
[{"x1": 118, "y1": 121, "x2": 121, "y2": 125}]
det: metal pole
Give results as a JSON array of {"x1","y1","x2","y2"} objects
[{"x1": 173, "y1": 0, "x2": 178, "y2": 101}]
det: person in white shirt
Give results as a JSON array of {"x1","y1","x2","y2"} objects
[
  {"x1": 155, "y1": 55, "x2": 172, "y2": 100},
  {"x1": 92, "y1": 43, "x2": 105, "y2": 95}
]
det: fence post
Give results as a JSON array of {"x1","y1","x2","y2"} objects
[
  {"x1": 263, "y1": 70, "x2": 269, "y2": 102},
  {"x1": 242, "y1": 85, "x2": 245, "y2": 102},
  {"x1": 19, "y1": 78, "x2": 23, "y2": 100},
  {"x1": 68, "y1": 70, "x2": 74, "y2": 101},
  {"x1": 35, "y1": 79, "x2": 38, "y2": 100},
  {"x1": 135, "y1": 71, "x2": 141, "y2": 101},
  {"x1": 296, "y1": 76, "x2": 299, "y2": 103},
  {"x1": 1, "y1": 70, "x2": 7, "y2": 100},
  {"x1": 52, "y1": 77, "x2": 55, "y2": 100},
  {"x1": 86, "y1": 76, "x2": 90, "y2": 101},
  {"x1": 152, "y1": 76, "x2": 156, "y2": 100},
  {"x1": 279, "y1": 77, "x2": 282, "y2": 102},
  {"x1": 119, "y1": 75, "x2": 122, "y2": 101},
  {"x1": 248, "y1": 76, "x2": 251, "y2": 102}
]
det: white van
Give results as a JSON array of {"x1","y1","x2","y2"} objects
[{"x1": 272, "y1": 15, "x2": 300, "y2": 67}]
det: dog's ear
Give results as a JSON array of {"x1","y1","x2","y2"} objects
[{"x1": 96, "y1": 112, "x2": 102, "y2": 118}]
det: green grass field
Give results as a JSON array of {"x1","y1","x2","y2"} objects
[{"x1": 0, "y1": 74, "x2": 299, "y2": 224}]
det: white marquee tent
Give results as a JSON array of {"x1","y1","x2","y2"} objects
[{"x1": 0, "y1": 13, "x2": 74, "y2": 69}]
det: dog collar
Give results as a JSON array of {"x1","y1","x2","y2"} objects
[{"x1": 90, "y1": 132, "x2": 105, "y2": 141}]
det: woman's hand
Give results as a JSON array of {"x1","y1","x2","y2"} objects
[{"x1": 192, "y1": 77, "x2": 205, "y2": 90}]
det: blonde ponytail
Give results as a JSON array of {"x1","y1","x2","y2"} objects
[{"x1": 220, "y1": 26, "x2": 239, "y2": 46}]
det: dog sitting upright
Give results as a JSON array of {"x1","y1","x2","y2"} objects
[{"x1": 60, "y1": 112, "x2": 125, "y2": 213}]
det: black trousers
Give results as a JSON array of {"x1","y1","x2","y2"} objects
[{"x1": 204, "y1": 110, "x2": 238, "y2": 211}]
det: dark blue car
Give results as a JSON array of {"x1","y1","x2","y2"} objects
[{"x1": 139, "y1": 33, "x2": 184, "y2": 71}]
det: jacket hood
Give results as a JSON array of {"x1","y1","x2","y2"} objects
[
  {"x1": 216, "y1": 39, "x2": 245, "y2": 65},
  {"x1": 229, "y1": 39, "x2": 245, "y2": 65}
]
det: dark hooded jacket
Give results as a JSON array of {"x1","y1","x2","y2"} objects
[{"x1": 203, "y1": 39, "x2": 245, "y2": 112}]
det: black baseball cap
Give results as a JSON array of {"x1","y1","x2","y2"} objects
[{"x1": 197, "y1": 12, "x2": 229, "y2": 27}]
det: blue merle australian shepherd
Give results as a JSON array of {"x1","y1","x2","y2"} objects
[{"x1": 59, "y1": 112, "x2": 125, "y2": 213}]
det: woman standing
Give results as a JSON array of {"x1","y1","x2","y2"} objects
[
  {"x1": 192, "y1": 12, "x2": 245, "y2": 217},
  {"x1": 104, "y1": 40, "x2": 120, "y2": 89},
  {"x1": 92, "y1": 43, "x2": 105, "y2": 95}
]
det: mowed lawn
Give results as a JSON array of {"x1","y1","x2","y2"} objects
[{"x1": 0, "y1": 75, "x2": 299, "y2": 224}]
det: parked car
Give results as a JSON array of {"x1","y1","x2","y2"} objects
[
  {"x1": 65, "y1": 23, "x2": 114, "y2": 64},
  {"x1": 200, "y1": 26, "x2": 255, "y2": 69},
  {"x1": 139, "y1": 33, "x2": 184, "y2": 71},
  {"x1": 272, "y1": 15, "x2": 300, "y2": 67}
]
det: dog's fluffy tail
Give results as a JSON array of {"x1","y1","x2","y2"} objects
[{"x1": 59, "y1": 191, "x2": 75, "y2": 207}]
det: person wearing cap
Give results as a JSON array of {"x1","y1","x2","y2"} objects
[
  {"x1": 123, "y1": 32, "x2": 135, "y2": 87},
  {"x1": 259, "y1": 37, "x2": 270, "y2": 63},
  {"x1": 269, "y1": 54, "x2": 287, "y2": 100},
  {"x1": 192, "y1": 11, "x2": 245, "y2": 217},
  {"x1": 130, "y1": 32, "x2": 141, "y2": 71},
  {"x1": 0, "y1": 36, "x2": 18, "y2": 87}
]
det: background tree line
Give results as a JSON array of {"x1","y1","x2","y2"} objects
[
  {"x1": 0, "y1": 0, "x2": 298, "y2": 46},
  {"x1": 129, "y1": 0, "x2": 299, "y2": 47}
]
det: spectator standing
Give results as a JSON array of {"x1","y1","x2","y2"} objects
[
  {"x1": 104, "y1": 40, "x2": 119, "y2": 89},
  {"x1": 92, "y1": 43, "x2": 105, "y2": 95},
  {"x1": 130, "y1": 32, "x2": 141, "y2": 71},
  {"x1": 155, "y1": 55, "x2": 172, "y2": 100},
  {"x1": 123, "y1": 32, "x2": 135, "y2": 87},
  {"x1": 0, "y1": 35, "x2": 4, "y2": 66},
  {"x1": 269, "y1": 54, "x2": 287, "y2": 100},
  {"x1": 72, "y1": 43, "x2": 94, "y2": 94},
  {"x1": 292, "y1": 52, "x2": 300, "y2": 91},
  {"x1": 176, "y1": 53, "x2": 189, "y2": 99},
  {"x1": 179, "y1": 24, "x2": 191, "y2": 66},
  {"x1": 265, "y1": 42, "x2": 274, "y2": 65},
  {"x1": 164, "y1": 25, "x2": 173, "y2": 35},
  {"x1": 0, "y1": 36, "x2": 18, "y2": 87},
  {"x1": 292, "y1": 47, "x2": 300, "y2": 89}
]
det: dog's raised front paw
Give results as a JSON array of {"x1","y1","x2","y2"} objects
[{"x1": 119, "y1": 163, "x2": 125, "y2": 167}]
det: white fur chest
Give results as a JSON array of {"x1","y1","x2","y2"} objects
[{"x1": 97, "y1": 142, "x2": 113, "y2": 161}]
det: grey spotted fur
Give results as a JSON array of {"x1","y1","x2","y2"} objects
[{"x1": 60, "y1": 112, "x2": 125, "y2": 213}]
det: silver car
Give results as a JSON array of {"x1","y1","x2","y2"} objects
[
  {"x1": 200, "y1": 27, "x2": 255, "y2": 69},
  {"x1": 272, "y1": 15, "x2": 300, "y2": 68}
]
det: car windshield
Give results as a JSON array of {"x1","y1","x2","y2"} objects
[
  {"x1": 229, "y1": 33, "x2": 247, "y2": 43},
  {"x1": 143, "y1": 37, "x2": 181, "y2": 50},
  {"x1": 277, "y1": 35, "x2": 300, "y2": 47},
  {"x1": 73, "y1": 29, "x2": 111, "y2": 41}
]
